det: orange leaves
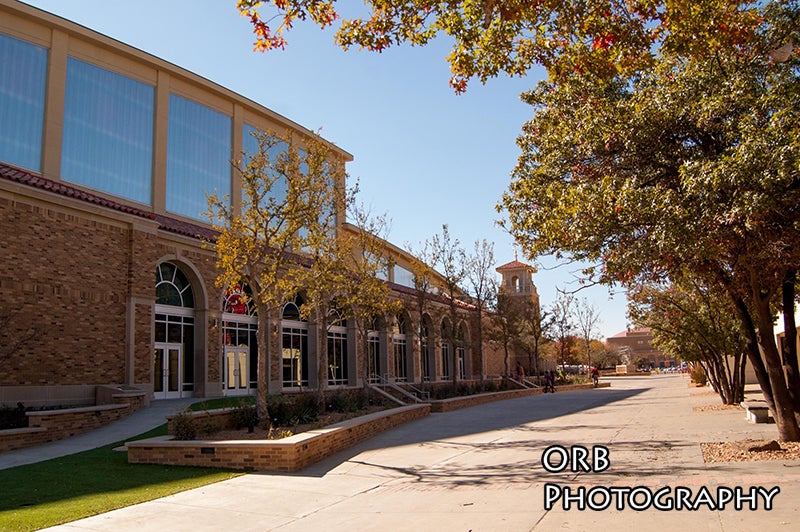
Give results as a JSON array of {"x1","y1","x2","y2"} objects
[
  {"x1": 239, "y1": 1, "x2": 339, "y2": 52},
  {"x1": 449, "y1": 76, "x2": 468, "y2": 95},
  {"x1": 592, "y1": 32, "x2": 617, "y2": 51}
]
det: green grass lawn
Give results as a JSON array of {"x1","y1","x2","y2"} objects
[{"x1": 0, "y1": 425, "x2": 242, "y2": 531}]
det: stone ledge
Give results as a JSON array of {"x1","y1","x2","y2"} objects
[
  {"x1": 741, "y1": 401, "x2": 773, "y2": 424},
  {"x1": 26, "y1": 404, "x2": 128, "y2": 419},
  {"x1": 127, "y1": 404, "x2": 430, "y2": 472}
]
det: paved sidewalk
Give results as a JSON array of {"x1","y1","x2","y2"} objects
[
  {"x1": 0, "y1": 398, "x2": 199, "y2": 470},
  {"x1": 38, "y1": 375, "x2": 799, "y2": 531}
]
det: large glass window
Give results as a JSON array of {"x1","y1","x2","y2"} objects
[
  {"x1": 394, "y1": 265, "x2": 415, "y2": 288},
  {"x1": 61, "y1": 58, "x2": 154, "y2": 204},
  {"x1": 167, "y1": 94, "x2": 231, "y2": 219},
  {"x1": 241, "y1": 123, "x2": 288, "y2": 211},
  {"x1": 0, "y1": 33, "x2": 47, "y2": 171}
]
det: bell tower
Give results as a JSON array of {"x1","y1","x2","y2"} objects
[{"x1": 495, "y1": 258, "x2": 539, "y2": 305}]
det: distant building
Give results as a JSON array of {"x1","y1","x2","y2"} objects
[{"x1": 605, "y1": 328, "x2": 676, "y2": 368}]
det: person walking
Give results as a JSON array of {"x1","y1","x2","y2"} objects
[{"x1": 545, "y1": 370, "x2": 556, "y2": 393}]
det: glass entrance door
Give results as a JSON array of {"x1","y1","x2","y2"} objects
[
  {"x1": 225, "y1": 346, "x2": 249, "y2": 395},
  {"x1": 154, "y1": 343, "x2": 182, "y2": 399}
]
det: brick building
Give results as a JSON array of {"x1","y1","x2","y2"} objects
[
  {"x1": 605, "y1": 328, "x2": 676, "y2": 369},
  {"x1": 0, "y1": 0, "x2": 503, "y2": 408}
]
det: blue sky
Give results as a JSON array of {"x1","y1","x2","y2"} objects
[{"x1": 22, "y1": 0, "x2": 629, "y2": 339}]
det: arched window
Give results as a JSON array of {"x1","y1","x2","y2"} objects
[
  {"x1": 156, "y1": 262, "x2": 194, "y2": 307},
  {"x1": 511, "y1": 276, "x2": 521, "y2": 293},
  {"x1": 282, "y1": 295, "x2": 308, "y2": 387},
  {"x1": 153, "y1": 262, "x2": 194, "y2": 399},
  {"x1": 223, "y1": 284, "x2": 256, "y2": 316}
]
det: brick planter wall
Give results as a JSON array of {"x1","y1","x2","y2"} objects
[
  {"x1": 127, "y1": 404, "x2": 430, "y2": 472},
  {"x1": 0, "y1": 392, "x2": 147, "y2": 453}
]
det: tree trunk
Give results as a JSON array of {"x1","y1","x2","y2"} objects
[
  {"x1": 781, "y1": 270, "x2": 800, "y2": 413},
  {"x1": 316, "y1": 309, "x2": 328, "y2": 414},
  {"x1": 751, "y1": 290, "x2": 800, "y2": 441},
  {"x1": 256, "y1": 309, "x2": 271, "y2": 429}
]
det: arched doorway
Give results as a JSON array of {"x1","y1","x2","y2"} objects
[
  {"x1": 222, "y1": 284, "x2": 257, "y2": 396},
  {"x1": 154, "y1": 262, "x2": 195, "y2": 399}
]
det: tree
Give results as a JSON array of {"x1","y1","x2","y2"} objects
[
  {"x1": 488, "y1": 285, "x2": 526, "y2": 377},
  {"x1": 499, "y1": 4, "x2": 800, "y2": 440},
  {"x1": 336, "y1": 198, "x2": 401, "y2": 390},
  {"x1": 430, "y1": 224, "x2": 468, "y2": 388},
  {"x1": 549, "y1": 291, "x2": 575, "y2": 371},
  {"x1": 235, "y1": 1, "x2": 800, "y2": 438},
  {"x1": 465, "y1": 238, "x2": 495, "y2": 387},
  {"x1": 629, "y1": 277, "x2": 747, "y2": 405},
  {"x1": 404, "y1": 239, "x2": 440, "y2": 382},
  {"x1": 575, "y1": 298, "x2": 601, "y2": 370},
  {"x1": 236, "y1": 1, "x2": 760, "y2": 92},
  {"x1": 207, "y1": 129, "x2": 342, "y2": 427}
]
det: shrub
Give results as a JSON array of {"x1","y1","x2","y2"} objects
[
  {"x1": 690, "y1": 364, "x2": 708, "y2": 386},
  {"x1": 171, "y1": 411, "x2": 196, "y2": 440},
  {"x1": 267, "y1": 394, "x2": 318, "y2": 427},
  {"x1": 230, "y1": 402, "x2": 258, "y2": 431},
  {"x1": 0, "y1": 402, "x2": 27, "y2": 430}
]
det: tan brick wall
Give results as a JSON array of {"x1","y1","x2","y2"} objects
[{"x1": 0, "y1": 196, "x2": 129, "y2": 386}]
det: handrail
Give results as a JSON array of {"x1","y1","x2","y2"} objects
[{"x1": 369, "y1": 374, "x2": 430, "y2": 402}]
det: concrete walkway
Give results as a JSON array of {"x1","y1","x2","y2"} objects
[
  {"x1": 0, "y1": 398, "x2": 199, "y2": 470},
  {"x1": 36, "y1": 375, "x2": 799, "y2": 531}
]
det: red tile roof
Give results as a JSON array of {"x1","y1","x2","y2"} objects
[{"x1": 496, "y1": 259, "x2": 534, "y2": 271}]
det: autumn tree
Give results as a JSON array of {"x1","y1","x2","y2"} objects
[
  {"x1": 497, "y1": 3, "x2": 800, "y2": 440},
  {"x1": 207, "y1": 129, "x2": 341, "y2": 426},
  {"x1": 629, "y1": 277, "x2": 747, "y2": 405},
  {"x1": 236, "y1": 0, "x2": 709, "y2": 92},
  {"x1": 336, "y1": 198, "x2": 400, "y2": 390}
]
